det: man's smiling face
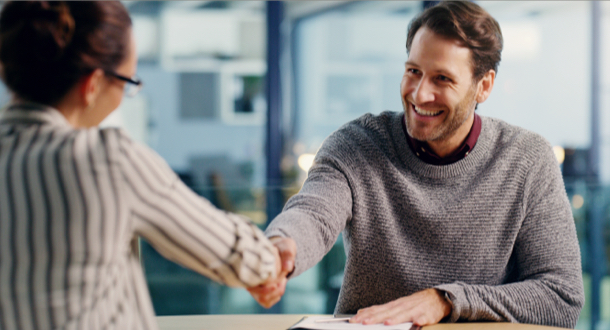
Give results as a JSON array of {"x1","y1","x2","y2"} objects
[{"x1": 401, "y1": 27, "x2": 478, "y2": 143}]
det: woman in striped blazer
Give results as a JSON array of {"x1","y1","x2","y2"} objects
[{"x1": 0, "y1": 2, "x2": 281, "y2": 329}]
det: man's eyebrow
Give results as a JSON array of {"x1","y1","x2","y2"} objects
[
  {"x1": 405, "y1": 61, "x2": 459, "y2": 80},
  {"x1": 406, "y1": 65, "x2": 458, "y2": 79},
  {"x1": 435, "y1": 69, "x2": 457, "y2": 78}
]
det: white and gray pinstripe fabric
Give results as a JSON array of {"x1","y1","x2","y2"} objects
[{"x1": 0, "y1": 103, "x2": 277, "y2": 330}]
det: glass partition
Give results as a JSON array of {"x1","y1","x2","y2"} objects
[
  {"x1": 49, "y1": 1, "x2": 610, "y2": 329},
  {"x1": 124, "y1": 1, "x2": 610, "y2": 326}
]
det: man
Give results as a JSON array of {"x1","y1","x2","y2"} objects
[{"x1": 249, "y1": 1, "x2": 584, "y2": 327}]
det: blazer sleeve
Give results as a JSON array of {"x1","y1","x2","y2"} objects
[{"x1": 115, "y1": 131, "x2": 277, "y2": 288}]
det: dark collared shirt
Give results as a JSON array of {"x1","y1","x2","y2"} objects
[{"x1": 402, "y1": 113, "x2": 482, "y2": 165}]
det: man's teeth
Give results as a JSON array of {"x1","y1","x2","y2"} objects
[{"x1": 414, "y1": 106, "x2": 442, "y2": 116}]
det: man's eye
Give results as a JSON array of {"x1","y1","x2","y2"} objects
[
  {"x1": 437, "y1": 75, "x2": 451, "y2": 82},
  {"x1": 407, "y1": 68, "x2": 420, "y2": 75}
]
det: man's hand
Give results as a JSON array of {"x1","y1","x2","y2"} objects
[
  {"x1": 247, "y1": 236, "x2": 296, "y2": 308},
  {"x1": 349, "y1": 288, "x2": 452, "y2": 326}
]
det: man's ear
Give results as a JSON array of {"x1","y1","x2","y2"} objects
[
  {"x1": 475, "y1": 70, "x2": 495, "y2": 104},
  {"x1": 79, "y1": 68, "x2": 105, "y2": 109}
]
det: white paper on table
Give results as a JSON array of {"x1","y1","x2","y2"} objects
[{"x1": 289, "y1": 316, "x2": 414, "y2": 330}]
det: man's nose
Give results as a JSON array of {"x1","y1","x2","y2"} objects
[{"x1": 412, "y1": 78, "x2": 435, "y2": 104}]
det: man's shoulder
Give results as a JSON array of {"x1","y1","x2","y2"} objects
[
  {"x1": 336, "y1": 111, "x2": 400, "y2": 138},
  {"x1": 323, "y1": 111, "x2": 400, "y2": 147},
  {"x1": 481, "y1": 115, "x2": 553, "y2": 159},
  {"x1": 316, "y1": 111, "x2": 401, "y2": 163}
]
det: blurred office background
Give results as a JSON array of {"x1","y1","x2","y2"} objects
[{"x1": 0, "y1": 1, "x2": 609, "y2": 329}]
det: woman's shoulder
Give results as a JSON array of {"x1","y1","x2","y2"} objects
[
  {"x1": 94, "y1": 127, "x2": 158, "y2": 160},
  {"x1": 95, "y1": 127, "x2": 177, "y2": 180},
  {"x1": 79, "y1": 126, "x2": 133, "y2": 155}
]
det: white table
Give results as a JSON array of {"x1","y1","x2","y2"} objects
[{"x1": 156, "y1": 314, "x2": 566, "y2": 330}]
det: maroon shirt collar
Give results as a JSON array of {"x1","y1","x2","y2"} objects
[{"x1": 402, "y1": 113, "x2": 481, "y2": 166}]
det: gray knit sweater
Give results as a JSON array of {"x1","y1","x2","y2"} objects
[{"x1": 266, "y1": 111, "x2": 584, "y2": 328}]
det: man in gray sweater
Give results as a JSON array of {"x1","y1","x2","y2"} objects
[{"x1": 248, "y1": 2, "x2": 584, "y2": 328}]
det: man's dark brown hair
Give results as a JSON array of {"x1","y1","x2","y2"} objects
[{"x1": 406, "y1": 1, "x2": 503, "y2": 81}]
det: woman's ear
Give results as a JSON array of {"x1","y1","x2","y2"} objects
[
  {"x1": 79, "y1": 68, "x2": 105, "y2": 109},
  {"x1": 475, "y1": 70, "x2": 496, "y2": 104}
]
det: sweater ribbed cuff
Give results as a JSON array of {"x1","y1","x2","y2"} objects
[
  {"x1": 434, "y1": 283, "x2": 468, "y2": 323},
  {"x1": 264, "y1": 228, "x2": 286, "y2": 240},
  {"x1": 264, "y1": 228, "x2": 299, "y2": 279}
]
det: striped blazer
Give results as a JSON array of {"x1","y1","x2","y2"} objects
[{"x1": 0, "y1": 103, "x2": 277, "y2": 330}]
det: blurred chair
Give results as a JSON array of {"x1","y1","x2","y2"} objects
[{"x1": 189, "y1": 155, "x2": 254, "y2": 209}]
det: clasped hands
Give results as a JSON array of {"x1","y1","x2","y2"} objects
[
  {"x1": 247, "y1": 236, "x2": 452, "y2": 326},
  {"x1": 247, "y1": 236, "x2": 297, "y2": 308}
]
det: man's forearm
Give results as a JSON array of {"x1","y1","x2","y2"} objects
[{"x1": 435, "y1": 278, "x2": 584, "y2": 328}]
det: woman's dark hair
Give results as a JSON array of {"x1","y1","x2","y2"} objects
[
  {"x1": 0, "y1": 1, "x2": 132, "y2": 105},
  {"x1": 406, "y1": 1, "x2": 503, "y2": 82}
]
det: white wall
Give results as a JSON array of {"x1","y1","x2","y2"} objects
[{"x1": 480, "y1": 1, "x2": 590, "y2": 149}]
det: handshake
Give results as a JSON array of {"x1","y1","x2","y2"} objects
[{"x1": 247, "y1": 236, "x2": 297, "y2": 308}]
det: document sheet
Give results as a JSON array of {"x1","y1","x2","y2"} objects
[{"x1": 289, "y1": 316, "x2": 415, "y2": 330}]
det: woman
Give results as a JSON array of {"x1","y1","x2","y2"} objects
[{"x1": 0, "y1": 2, "x2": 279, "y2": 329}]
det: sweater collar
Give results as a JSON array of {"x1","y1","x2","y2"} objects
[
  {"x1": 392, "y1": 111, "x2": 492, "y2": 179},
  {"x1": 403, "y1": 113, "x2": 482, "y2": 165}
]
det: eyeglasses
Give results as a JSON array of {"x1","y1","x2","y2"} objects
[{"x1": 105, "y1": 71, "x2": 143, "y2": 97}]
